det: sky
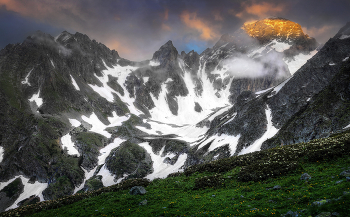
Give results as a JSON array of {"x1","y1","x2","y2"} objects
[{"x1": 0, "y1": 0, "x2": 349, "y2": 61}]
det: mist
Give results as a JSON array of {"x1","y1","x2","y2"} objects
[{"x1": 222, "y1": 50, "x2": 290, "y2": 79}]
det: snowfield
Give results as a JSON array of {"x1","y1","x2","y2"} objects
[
  {"x1": 61, "y1": 134, "x2": 80, "y2": 156},
  {"x1": 70, "y1": 75, "x2": 80, "y2": 90},
  {"x1": 0, "y1": 175, "x2": 48, "y2": 211},
  {"x1": 238, "y1": 106, "x2": 279, "y2": 155},
  {"x1": 29, "y1": 89, "x2": 43, "y2": 108},
  {"x1": 0, "y1": 146, "x2": 3, "y2": 163}
]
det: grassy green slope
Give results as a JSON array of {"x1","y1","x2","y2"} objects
[{"x1": 1, "y1": 132, "x2": 350, "y2": 217}]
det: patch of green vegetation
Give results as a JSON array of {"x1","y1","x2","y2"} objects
[
  {"x1": 2, "y1": 133, "x2": 350, "y2": 217},
  {"x1": 42, "y1": 176, "x2": 74, "y2": 201},
  {"x1": 75, "y1": 132, "x2": 107, "y2": 148},
  {"x1": 105, "y1": 141, "x2": 153, "y2": 179},
  {"x1": 77, "y1": 175, "x2": 104, "y2": 193},
  {"x1": 0, "y1": 70, "x2": 24, "y2": 111}
]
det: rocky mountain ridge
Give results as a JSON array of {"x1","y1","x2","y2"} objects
[{"x1": 1, "y1": 18, "x2": 346, "y2": 212}]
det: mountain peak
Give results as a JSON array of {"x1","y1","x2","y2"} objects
[
  {"x1": 241, "y1": 18, "x2": 307, "y2": 41},
  {"x1": 152, "y1": 40, "x2": 178, "y2": 66},
  {"x1": 165, "y1": 40, "x2": 173, "y2": 46}
]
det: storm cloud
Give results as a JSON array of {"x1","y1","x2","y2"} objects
[{"x1": 0, "y1": 0, "x2": 349, "y2": 61}]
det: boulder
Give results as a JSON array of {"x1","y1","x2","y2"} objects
[
  {"x1": 129, "y1": 186, "x2": 147, "y2": 195},
  {"x1": 300, "y1": 173, "x2": 311, "y2": 180}
]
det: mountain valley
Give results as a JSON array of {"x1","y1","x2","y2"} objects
[{"x1": 0, "y1": 17, "x2": 349, "y2": 213}]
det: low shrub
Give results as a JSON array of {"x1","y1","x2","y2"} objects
[
  {"x1": 237, "y1": 161, "x2": 299, "y2": 182},
  {"x1": 194, "y1": 174, "x2": 225, "y2": 189}
]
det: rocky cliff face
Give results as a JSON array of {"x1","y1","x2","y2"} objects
[
  {"x1": 0, "y1": 18, "x2": 339, "y2": 212},
  {"x1": 201, "y1": 22, "x2": 350, "y2": 157}
]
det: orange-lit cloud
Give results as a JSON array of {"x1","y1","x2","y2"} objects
[
  {"x1": 180, "y1": 11, "x2": 219, "y2": 40},
  {"x1": 107, "y1": 40, "x2": 133, "y2": 56},
  {"x1": 235, "y1": 2, "x2": 285, "y2": 19}
]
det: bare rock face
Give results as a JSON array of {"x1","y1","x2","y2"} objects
[
  {"x1": 0, "y1": 178, "x2": 24, "y2": 212},
  {"x1": 105, "y1": 141, "x2": 153, "y2": 180}
]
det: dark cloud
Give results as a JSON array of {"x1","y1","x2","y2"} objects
[
  {"x1": 0, "y1": 0, "x2": 349, "y2": 61},
  {"x1": 0, "y1": 5, "x2": 64, "y2": 49}
]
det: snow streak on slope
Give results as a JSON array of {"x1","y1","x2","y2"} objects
[
  {"x1": 196, "y1": 134, "x2": 241, "y2": 156},
  {"x1": 61, "y1": 134, "x2": 80, "y2": 156},
  {"x1": 88, "y1": 60, "x2": 143, "y2": 115},
  {"x1": 238, "y1": 106, "x2": 279, "y2": 155},
  {"x1": 343, "y1": 123, "x2": 350, "y2": 129},
  {"x1": 81, "y1": 112, "x2": 129, "y2": 138},
  {"x1": 147, "y1": 58, "x2": 232, "y2": 126},
  {"x1": 339, "y1": 35, "x2": 350, "y2": 40},
  {"x1": 0, "y1": 146, "x2": 3, "y2": 163},
  {"x1": 268, "y1": 77, "x2": 292, "y2": 97},
  {"x1": 21, "y1": 68, "x2": 33, "y2": 86},
  {"x1": 137, "y1": 120, "x2": 209, "y2": 143},
  {"x1": 70, "y1": 75, "x2": 80, "y2": 90},
  {"x1": 0, "y1": 176, "x2": 48, "y2": 211},
  {"x1": 74, "y1": 138, "x2": 126, "y2": 193},
  {"x1": 284, "y1": 50, "x2": 317, "y2": 74},
  {"x1": 138, "y1": 142, "x2": 187, "y2": 179}
]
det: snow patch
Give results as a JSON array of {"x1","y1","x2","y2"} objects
[
  {"x1": 73, "y1": 167, "x2": 96, "y2": 193},
  {"x1": 284, "y1": 50, "x2": 317, "y2": 74},
  {"x1": 238, "y1": 106, "x2": 279, "y2": 155},
  {"x1": 81, "y1": 112, "x2": 129, "y2": 138},
  {"x1": 0, "y1": 146, "x2": 4, "y2": 163},
  {"x1": 61, "y1": 134, "x2": 80, "y2": 156},
  {"x1": 0, "y1": 176, "x2": 48, "y2": 211},
  {"x1": 343, "y1": 123, "x2": 350, "y2": 129},
  {"x1": 343, "y1": 57, "x2": 349, "y2": 61},
  {"x1": 29, "y1": 90, "x2": 43, "y2": 108},
  {"x1": 255, "y1": 87, "x2": 273, "y2": 95},
  {"x1": 137, "y1": 121, "x2": 209, "y2": 144},
  {"x1": 70, "y1": 75, "x2": 80, "y2": 91},
  {"x1": 165, "y1": 78, "x2": 173, "y2": 83},
  {"x1": 197, "y1": 134, "x2": 240, "y2": 155},
  {"x1": 50, "y1": 60, "x2": 55, "y2": 68},
  {"x1": 149, "y1": 60, "x2": 160, "y2": 66},
  {"x1": 88, "y1": 60, "x2": 142, "y2": 115},
  {"x1": 74, "y1": 137, "x2": 127, "y2": 193},
  {"x1": 339, "y1": 35, "x2": 350, "y2": 40},
  {"x1": 138, "y1": 142, "x2": 187, "y2": 179},
  {"x1": 97, "y1": 165, "x2": 116, "y2": 187},
  {"x1": 143, "y1": 77, "x2": 149, "y2": 83},
  {"x1": 270, "y1": 40, "x2": 291, "y2": 52},
  {"x1": 69, "y1": 118, "x2": 81, "y2": 127},
  {"x1": 222, "y1": 113, "x2": 237, "y2": 126},
  {"x1": 88, "y1": 83, "x2": 115, "y2": 102},
  {"x1": 329, "y1": 62, "x2": 336, "y2": 66},
  {"x1": 98, "y1": 138, "x2": 126, "y2": 165},
  {"x1": 268, "y1": 77, "x2": 291, "y2": 97},
  {"x1": 21, "y1": 68, "x2": 33, "y2": 86}
]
